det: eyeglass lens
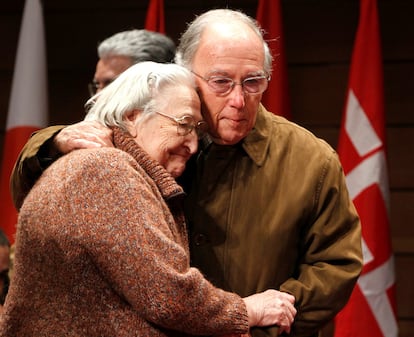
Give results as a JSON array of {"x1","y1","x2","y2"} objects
[
  {"x1": 176, "y1": 116, "x2": 208, "y2": 138},
  {"x1": 208, "y1": 76, "x2": 268, "y2": 94},
  {"x1": 192, "y1": 71, "x2": 269, "y2": 95},
  {"x1": 157, "y1": 112, "x2": 208, "y2": 139}
]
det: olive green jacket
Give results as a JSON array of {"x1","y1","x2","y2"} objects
[
  {"x1": 10, "y1": 106, "x2": 362, "y2": 337},
  {"x1": 183, "y1": 106, "x2": 362, "y2": 337},
  {"x1": 11, "y1": 125, "x2": 65, "y2": 210}
]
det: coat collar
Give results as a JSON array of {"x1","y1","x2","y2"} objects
[
  {"x1": 112, "y1": 126, "x2": 184, "y2": 201},
  {"x1": 241, "y1": 104, "x2": 272, "y2": 167},
  {"x1": 198, "y1": 104, "x2": 283, "y2": 166}
]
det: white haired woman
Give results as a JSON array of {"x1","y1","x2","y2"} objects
[{"x1": 1, "y1": 62, "x2": 295, "y2": 337}]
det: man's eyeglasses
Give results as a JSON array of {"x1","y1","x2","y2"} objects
[
  {"x1": 88, "y1": 78, "x2": 116, "y2": 97},
  {"x1": 191, "y1": 71, "x2": 270, "y2": 95},
  {"x1": 156, "y1": 112, "x2": 209, "y2": 139}
]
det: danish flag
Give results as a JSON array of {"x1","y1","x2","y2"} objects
[{"x1": 334, "y1": 1, "x2": 398, "y2": 336}]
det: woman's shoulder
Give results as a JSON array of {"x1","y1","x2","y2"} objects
[
  {"x1": 66, "y1": 147, "x2": 135, "y2": 166},
  {"x1": 47, "y1": 147, "x2": 141, "y2": 181}
]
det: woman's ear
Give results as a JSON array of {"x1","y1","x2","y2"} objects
[
  {"x1": 124, "y1": 109, "x2": 142, "y2": 137},
  {"x1": 125, "y1": 109, "x2": 141, "y2": 122}
]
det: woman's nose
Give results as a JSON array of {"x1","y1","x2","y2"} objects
[{"x1": 186, "y1": 132, "x2": 199, "y2": 154}]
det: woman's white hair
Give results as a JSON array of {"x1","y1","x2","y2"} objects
[{"x1": 84, "y1": 61, "x2": 195, "y2": 131}]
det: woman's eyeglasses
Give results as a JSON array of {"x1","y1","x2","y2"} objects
[{"x1": 156, "y1": 112, "x2": 209, "y2": 139}]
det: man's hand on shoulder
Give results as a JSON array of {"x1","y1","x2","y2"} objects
[{"x1": 54, "y1": 121, "x2": 114, "y2": 154}]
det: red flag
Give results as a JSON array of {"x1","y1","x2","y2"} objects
[
  {"x1": 145, "y1": 0, "x2": 165, "y2": 33},
  {"x1": 334, "y1": 1, "x2": 398, "y2": 336},
  {"x1": 0, "y1": 0, "x2": 48, "y2": 244},
  {"x1": 256, "y1": 0, "x2": 291, "y2": 119}
]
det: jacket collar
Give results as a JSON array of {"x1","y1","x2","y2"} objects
[
  {"x1": 241, "y1": 104, "x2": 272, "y2": 167},
  {"x1": 112, "y1": 126, "x2": 184, "y2": 201},
  {"x1": 198, "y1": 104, "x2": 274, "y2": 166}
]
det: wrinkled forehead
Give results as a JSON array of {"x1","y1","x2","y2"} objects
[
  {"x1": 156, "y1": 84, "x2": 201, "y2": 115},
  {"x1": 203, "y1": 20, "x2": 262, "y2": 42},
  {"x1": 194, "y1": 23, "x2": 265, "y2": 71}
]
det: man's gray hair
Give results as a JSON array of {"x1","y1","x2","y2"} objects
[
  {"x1": 175, "y1": 9, "x2": 273, "y2": 75},
  {"x1": 84, "y1": 61, "x2": 195, "y2": 131},
  {"x1": 98, "y1": 29, "x2": 176, "y2": 64}
]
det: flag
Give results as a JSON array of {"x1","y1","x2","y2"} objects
[
  {"x1": 145, "y1": 0, "x2": 165, "y2": 33},
  {"x1": 0, "y1": 0, "x2": 48, "y2": 244},
  {"x1": 334, "y1": 0, "x2": 398, "y2": 336},
  {"x1": 256, "y1": 0, "x2": 291, "y2": 119}
]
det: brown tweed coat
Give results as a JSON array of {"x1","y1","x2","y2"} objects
[{"x1": 0, "y1": 127, "x2": 248, "y2": 337}]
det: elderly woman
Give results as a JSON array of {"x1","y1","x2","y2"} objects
[{"x1": 0, "y1": 62, "x2": 295, "y2": 336}]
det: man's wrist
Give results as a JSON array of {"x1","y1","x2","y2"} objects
[{"x1": 37, "y1": 133, "x2": 62, "y2": 170}]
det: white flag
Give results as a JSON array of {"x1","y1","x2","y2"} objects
[{"x1": 0, "y1": 0, "x2": 48, "y2": 244}]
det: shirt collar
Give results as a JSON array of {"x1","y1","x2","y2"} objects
[{"x1": 199, "y1": 104, "x2": 273, "y2": 166}]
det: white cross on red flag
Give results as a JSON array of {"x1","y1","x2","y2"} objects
[{"x1": 334, "y1": 0, "x2": 398, "y2": 336}]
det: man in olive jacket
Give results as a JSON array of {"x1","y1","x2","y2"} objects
[{"x1": 9, "y1": 9, "x2": 362, "y2": 337}]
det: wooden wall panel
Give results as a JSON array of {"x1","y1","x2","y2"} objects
[
  {"x1": 399, "y1": 321, "x2": 414, "y2": 337},
  {"x1": 391, "y1": 192, "x2": 414, "y2": 239},
  {"x1": 384, "y1": 63, "x2": 414, "y2": 125},
  {"x1": 388, "y1": 128, "x2": 414, "y2": 188},
  {"x1": 47, "y1": 71, "x2": 91, "y2": 125},
  {"x1": 396, "y1": 256, "x2": 414, "y2": 318},
  {"x1": 289, "y1": 65, "x2": 349, "y2": 126},
  {"x1": 0, "y1": 16, "x2": 21, "y2": 70},
  {"x1": 380, "y1": 1, "x2": 414, "y2": 60},
  {"x1": 283, "y1": 1, "x2": 358, "y2": 63}
]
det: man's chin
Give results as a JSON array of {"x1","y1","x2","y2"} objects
[
  {"x1": 211, "y1": 123, "x2": 249, "y2": 145},
  {"x1": 211, "y1": 132, "x2": 245, "y2": 145}
]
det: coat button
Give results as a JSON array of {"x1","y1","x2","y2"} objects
[{"x1": 193, "y1": 233, "x2": 207, "y2": 246}]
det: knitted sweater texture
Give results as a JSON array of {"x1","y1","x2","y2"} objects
[{"x1": 0, "y1": 127, "x2": 248, "y2": 337}]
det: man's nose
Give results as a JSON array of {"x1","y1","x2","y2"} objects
[{"x1": 228, "y1": 83, "x2": 246, "y2": 108}]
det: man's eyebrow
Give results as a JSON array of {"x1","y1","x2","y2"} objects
[
  {"x1": 206, "y1": 70, "x2": 266, "y2": 78},
  {"x1": 204, "y1": 70, "x2": 230, "y2": 77}
]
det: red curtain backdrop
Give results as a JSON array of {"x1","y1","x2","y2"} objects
[
  {"x1": 0, "y1": 0, "x2": 48, "y2": 244},
  {"x1": 334, "y1": 0, "x2": 398, "y2": 336},
  {"x1": 145, "y1": 0, "x2": 165, "y2": 33},
  {"x1": 256, "y1": 0, "x2": 291, "y2": 119}
]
